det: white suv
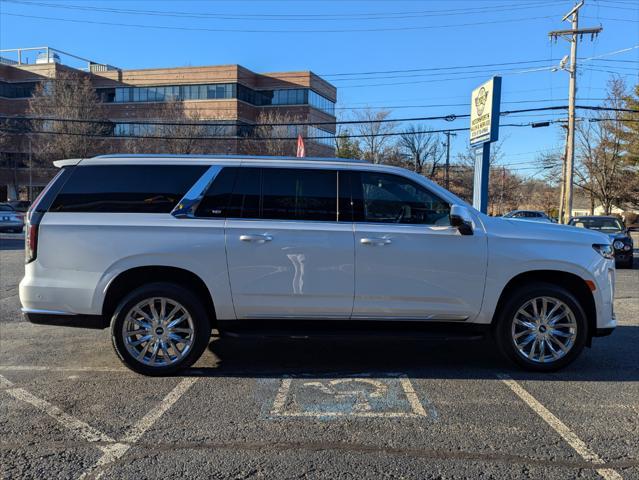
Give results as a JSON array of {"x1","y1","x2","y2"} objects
[{"x1": 19, "y1": 155, "x2": 616, "y2": 375}]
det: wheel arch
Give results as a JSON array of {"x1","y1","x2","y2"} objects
[
  {"x1": 102, "y1": 266, "x2": 217, "y2": 327},
  {"x1": 491, "y1": 270, "x2": 596, "y2": 343}
]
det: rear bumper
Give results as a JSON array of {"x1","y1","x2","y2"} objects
[{"x1": 22, "y1": 308, "x2": 108, "y2": 329}]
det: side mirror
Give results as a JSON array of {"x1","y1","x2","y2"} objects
[{"x1": 450, "y1": 205, "x2": 474, "y2": 236}]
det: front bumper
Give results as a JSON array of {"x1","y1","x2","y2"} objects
[{"x1": 22, "y1": 308, "x2": 108, "y2": 329}]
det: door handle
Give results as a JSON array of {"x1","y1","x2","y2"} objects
[
  {"x1": 360, "y1": 237, "x2": 391, "y2": 246},
  {"x1": 240, "y1": 234, "x2": 273, "y2": 243}
]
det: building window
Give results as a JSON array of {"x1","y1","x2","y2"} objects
[
  {"x1": 99, "y1": 84, "x2": 335, "y2": 116},
  {"x1": 0, "y1": 81, "x2": 38, "y2": 99},
  {"x1": 307, "y1": 126, "x2": 335, "y2": 147},
  {"x1": 308, "y1": 90, "x2": 335, "y2": 115}
]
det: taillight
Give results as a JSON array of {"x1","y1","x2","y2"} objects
[
  {"x1": 25, "y1": 210, "x2": 43, "y2": 264},
  {"x1": 25, "y1": 220, "x2": 39, "y2": 263}
]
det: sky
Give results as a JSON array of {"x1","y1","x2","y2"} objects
[{"x1": 1, "y1": 0, "x2": 638, "y2": 178}]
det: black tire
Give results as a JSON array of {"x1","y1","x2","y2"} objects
[
  {"x1": 493, "y1": 282, "x2": 589, "y2": 372},
  {"x1": 110, "y1": 282, "x2": 211, "y2": 376}
]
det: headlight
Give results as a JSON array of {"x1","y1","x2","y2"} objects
[
  {"x1": 624, "y1": 244, "x2": 632, "y2": 251},
  {"x1": 593, "y1": 243, "x2": 614, "y2": 259},
  {"x1": 613, "y1": 240, "x2": 624, "y2": 250}
]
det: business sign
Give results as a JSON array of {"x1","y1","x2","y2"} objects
[{"x1": 470, "y1": 76, "x2": 501, "y2": 146}]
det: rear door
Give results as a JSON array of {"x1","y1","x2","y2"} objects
[
  {"x1": 350, "y1": 170, "x2": 488, "y2": 321},
  {"x1": 223, "y1": 166, "x2": 355, "y2": 320}
]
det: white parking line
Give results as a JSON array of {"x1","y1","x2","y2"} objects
[
  {"x1": 80, "y1": 377, "x2": 198, "y2": 479},
  {"x1": 0, "y1": 373, "x2": 197, "y2": 480},
  {"x1": 498, "y1": 374, "x2": 623, "y2": 480},
  {"x1": 1, "y1": 374, "x2": 116, "y2": 444}
]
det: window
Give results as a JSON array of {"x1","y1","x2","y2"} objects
[
  {"x1": 308, "y1": 90, "x2": 336, "y2": 115},
  {"x1": 49, "y1": 165, "x2": 208, "y2": 213},
  {"x1": 261, "y1": 168, "x2": 336, "y2": 221},
  {"x1": 195, "y1": 167, "x2": 239, "y2": 217},
  {"x1": 227, "y1": 167, "x2": 261, "y2": 219},
  {"x1": 357, "y1": 172, "x2": 450, "y2": 225}
]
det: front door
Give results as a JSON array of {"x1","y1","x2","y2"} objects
[
  {"x1": 225, "y1": 167, "x2": 355, "y2": 319},
  {"x1": 351, "y1": 171, "x2": 487, "y2": 321}
]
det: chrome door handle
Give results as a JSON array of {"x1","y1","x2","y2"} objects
[
  {"x1": 360, "y1": 237, "x2": 391, "y2": 246},
  {"x1": 240, "y1": 234, "x2": 273, "y2": 243}
]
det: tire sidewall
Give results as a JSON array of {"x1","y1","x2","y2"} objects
[
  {"x1": 110, "y1": 282, "x2": 210, "y2": 376},
  {"x1": 495, "y1": 282, "x2": 589, "y2": 372}
]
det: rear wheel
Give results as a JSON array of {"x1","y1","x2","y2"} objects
[
  {"x1": 494, "y1": 282, "x2": 588, "y2": 372},
  {"x1": 110, "y1": 282, "x2": 211, "y2": 376}
]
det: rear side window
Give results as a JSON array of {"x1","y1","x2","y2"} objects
[
  {"x1": 261, "y1": 168, "x2": 336, "y2": 221},
  {"x1": 208, "y1": 167, "x2": 337, "y2": 221},
  {"x1": 195, "y1": 167, "x2": 239, "y2": 218},
  {"x1": 49, "y1": 165, "x2": 207, "y2": 213}
]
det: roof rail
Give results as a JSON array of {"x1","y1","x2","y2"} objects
[{"x1": 89, "y1": 154, "x2": 370, "y2": 164}]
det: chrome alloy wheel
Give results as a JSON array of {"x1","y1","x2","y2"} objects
[
  {"x1": 122, "y1": 297, "x2": 195, "y2": 367},
  {"x1": 511, "y1": 296, "x2": 578, "y2": 364}
]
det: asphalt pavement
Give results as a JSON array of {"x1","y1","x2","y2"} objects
[{"x1": 1, "y1": 232, "x2": 638, "y2": 479}]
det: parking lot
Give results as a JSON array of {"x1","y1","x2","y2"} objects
[{"x1": 1, "y1": 232, "x2": 638, "y2": 480}]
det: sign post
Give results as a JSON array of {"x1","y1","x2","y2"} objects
[{"x1": 470, "y1": 76, "x2": 501, "y2": 214}]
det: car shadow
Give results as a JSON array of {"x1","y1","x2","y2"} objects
[
  {"x1": 0, "y1": 237, "x2": 25, "y2": 250},
  {"x1": 183, "y1": 325, "x2": 639, "y2": 382}
]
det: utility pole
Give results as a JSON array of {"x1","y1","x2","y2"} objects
[
  {"x1": 443, "y1": 130, "x2": 456, "y2": 190},
  {"x1": 557, "y1": 124, "x2": 569, "y2": 223},
  {"x1": 549, "y1": 1, "x2": 601, "y2": 224}
]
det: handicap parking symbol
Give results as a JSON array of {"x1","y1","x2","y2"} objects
[{"x1": 269, "y1": 374, "x2": 435, "y2": 419}]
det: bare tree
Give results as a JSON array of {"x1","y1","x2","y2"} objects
[
  {"x1": 574, "y1": 78, "x2": 631, "y2": 214},
  {"x1": 353, "y1": 108, "x2": 395, "y2": 164},
  {"x1": 28, "y1": 70, "x2": 112, "y2": 162},
  {"x1": 243, "y1": 110, "x2": 303, "y2": 157},
  {"x1": 398, "y1": 125, "x2": 443, "y2": 178},
  {"x1": 124, "y1": 102, "x2": 228, "y2": 155}
]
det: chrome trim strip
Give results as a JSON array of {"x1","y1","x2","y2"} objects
[
  {"x1": 171, "y1": 165, "x2": 223, "y2": 219},
  {"x1": 21, "y1": 308, "x2": 78, "y2": 316}
]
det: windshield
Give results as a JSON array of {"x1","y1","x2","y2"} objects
[{"x1": 570, "y1": 217, "x2": 624, "y2": 232}]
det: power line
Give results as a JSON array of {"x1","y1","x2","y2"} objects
[
  {"x1": 3, "y1": 0, "x2": 567, "y2": 21},
  {"x1": 0, "y1": 11, "x2": 558, "y2": 34}
]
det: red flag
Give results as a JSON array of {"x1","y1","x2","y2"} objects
[{"x1": 296, "y1": 134, "x2": 306, "y2": 158}]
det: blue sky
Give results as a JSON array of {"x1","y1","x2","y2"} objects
[{"x1": 1, "y1": 0, "x2": 638, "y2": 176}]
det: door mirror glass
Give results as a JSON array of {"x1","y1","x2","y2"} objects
[{"x1": 450, "y1": 205, "x2": 474, "y2": 235}]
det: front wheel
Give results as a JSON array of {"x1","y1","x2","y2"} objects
[
  {"x1": 110, "y1": 282, "x2": 211, "y2": 376},
  {"x1": 494, "y1": 282, "x2": 588, "y2": 372}
]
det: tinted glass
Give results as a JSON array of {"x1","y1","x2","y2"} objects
[
  {"x1": 195, "y1": 167, "x2": 239, "y2": 218},
  {"x1": 358, "y1": 172, "x2": 450, "y2": 225},
  {"x1": 227, "y1": 167, "x2": 261, "y2": 219},
  {"x1": 261, "y1": 168, "x2": 336, "y2": 221},
  {"x1": 50, "y1": 165, "x2": 207, "y2": 213}
]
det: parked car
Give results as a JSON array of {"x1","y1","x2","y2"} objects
[
  {"x1": 0, "y1": 203, "x2": 24, "y2": 233},
  {"x1": 20, "y1": 155, "x2": 616, "y2": 375},
  {"x1": 503, "y1": 210, "x2": 554, "y2": 223},
  {"x1": 568, "y1": 216, "x2": 634, "y2": 269},
  {"x1": 8, "y1": 200, "x2": 31, "y2": 212}
]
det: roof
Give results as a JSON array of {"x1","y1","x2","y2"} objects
[{"x1": 55, "y1": 154, "x2": 370, "y2": 168}]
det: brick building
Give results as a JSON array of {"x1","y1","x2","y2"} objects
[{"x1": 0, "y1": 47, "x2": 337, "y2": 201}]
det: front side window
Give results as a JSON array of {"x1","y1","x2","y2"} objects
[
  {"x1": 50, "y1": 165, "x2": 208, "y2": 213},
  {"x1": 357, "y1": 172, "x2": 450, "y2": 225}
]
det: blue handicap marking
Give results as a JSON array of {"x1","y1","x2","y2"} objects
[{"x1": 268, "y1": 374, "x2": 437, "y2": 419}]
